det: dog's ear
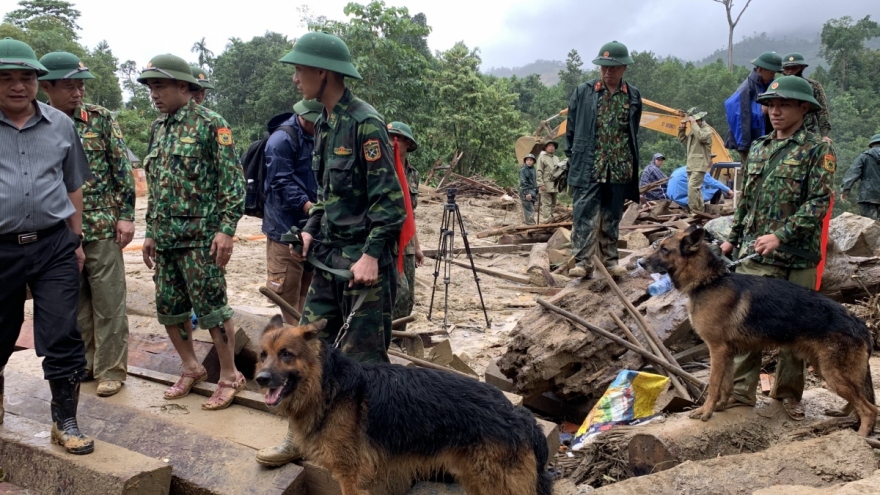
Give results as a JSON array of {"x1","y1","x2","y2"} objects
[
  {"x1": 264, "y1": 314, "x2": 285, "y2": 334},
  {"x1": 684, "y1": 224, "x2": 699, "y2": 234},
  {"x1": 680, "y1": 227, "x2": 705, "y2": 254},
  {"x1": 301, "y1": 319, "x2": 328, "y2": 341}
]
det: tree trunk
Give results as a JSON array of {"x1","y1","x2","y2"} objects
[
  {"x1": 526, "y1": 243, "x2": 554, "y2": 287},
  {"x1": 727, "y1": 27, "x2": 734, "y2": 71}
]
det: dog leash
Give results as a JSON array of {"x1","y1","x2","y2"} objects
[{"x1": 726, "y1": 241, "x2": 758, "y2": 269}]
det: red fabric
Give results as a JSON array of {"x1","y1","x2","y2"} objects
[
  {"x1": 394, "y1": 140, "x2": 416, "y2": 273},
  {"x1": 815, "y1": 193, "x2": 833, "y2": 291}
]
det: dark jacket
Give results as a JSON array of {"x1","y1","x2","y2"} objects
[
  {"x1": 724, "y1": 69, "x2": 770, "y2": 152},
  {"x1": 842, "y1": 147, "x2": 880, "y2": 204},
  {"x1": 519, "y1": 164, "x2": 537, "y2": 200},
  {"x1": 262, "y1": 114, "x2": 317, "y2": 242},
  {"x1": 564, "y1": 78, "x2": 642, "y2": 202}
]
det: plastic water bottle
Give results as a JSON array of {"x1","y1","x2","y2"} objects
[
  {"x1": 191, "y1": 310, "x2": 199, "y2": 330},
  {"x1": 648, "y1": 274, "x2": 672, "y2": 296}
]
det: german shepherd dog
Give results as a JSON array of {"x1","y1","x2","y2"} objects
[
  {"x1": 256, "y1": 316, "x2": 553, "y2": 495},
  {"x1": 642, "y1": 228, "x2": 877, "y2": 436}
]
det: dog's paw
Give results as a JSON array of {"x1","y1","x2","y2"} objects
[
  {"x1": 700, "y1": 410, "x2": 714, "y2": 421},
  {"x1": 688, "y1": 408, "x2": 706, "y2": 420}
]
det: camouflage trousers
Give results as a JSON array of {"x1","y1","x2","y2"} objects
[
  {"x1": 78, "y1": 239, "x2": 129, "y2": 382},
  {"x1": 859, "y1": 203, "x2": 880, "y2": 221},
  {"x1": 687, "y1": 171, "x2": 705, "y2": 213},
  {"x1": 571, "y1": 183, "x2": 625, "y2": 270},
  {"x1": 153, "y1": 247, "x2": 234, "y2": 331},
  {"x1": 392, "y1": 254, "x2": 416, "y2": 331},
  {"x1": 521, "y1": 195, "x2": 536, "y2": 225},
  {"x1": 300, "y1": 259, "x2": 397, "y2": 364},
  {"x1": 731, "y1": 258, "x2": 817, "y2": 404}
]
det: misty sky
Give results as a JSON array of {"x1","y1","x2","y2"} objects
[{"x1": 1, "y1": 0, "x2": 877, "y2": 70}]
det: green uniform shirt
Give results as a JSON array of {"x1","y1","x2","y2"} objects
[
  {"x1": 803, "y1": 78, "x2": 831, "y2": 138},
  {"x1": 75, "y1": 104, "x2": 135, "y2": 243},
  {"x1": 143, "y1": 100, "x2": 244, "y2": 250},
  {"x1": 594, "y1": 81, "x2": 633, "y2": 183},
  {"x1": 729, "y1": 127, "x2": 835, "y2": 269},
  {"x1": 304, "y1": 88, "x2": 405, "y2": 265},
  {"x1": 404, "y1": 160, "x2": 419, "y2": 255}
]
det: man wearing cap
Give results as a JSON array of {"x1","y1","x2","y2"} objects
[
  {"x1": 782, "y1": 53, "x2": 831, "y2": 143},
  {"x1": 137, "y1": 54, "x2": 246, "y2": 410},
  {"x1": 388, "y1": 121, "x2": 423, "y2": 332},
  {"x1": 282, "y1": 32, "x2": 405, "y2": 364},
  {"x1": 189, "y1": 65, "x2": 213, "y2": 105},
  {"x1": 263, "y1": 99, "x2": 322, "y2": 323},
  {"x1": 725, "y1": 52, "x2": 782, "y2": 163},
  {"x1": 0, "y1": 38, "x2": 94, "y2": 454},
  {"x1": 640, "y1": 153, "x2": 667, "y2": 201},
  {"x1": 678, "y1": 108, "x2": 713, "y2": 212},
  {"x1": 536, "y1": 141, "x2": 560, "y2": 222},
  {"x1": 565, "y1": 41, "x2": 642, "y2": 279},
  {"x1": 38, "y1": 51, "x2": 135, "y2": 398},
  {"x1": 720, "y1": 76, "x2": 835, "y2": 420},
  {"x1": 841, "y1": 134, "x2": 880, "y2": 220},
  {"x1": 520, "y1": 153, "x2": 538, "y2": 225}
]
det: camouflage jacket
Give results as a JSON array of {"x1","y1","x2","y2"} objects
[
  {"x1": 841, "y1": 147, "x2": 880, "y2": 204},
  {"x1": 729, "y1": 127, "x2": 835, "y2": 269},
  {"x1": 404, "y1": 160, "x2": 419, "y2": 255},
  {"x1": 143, "y1": 100, "x2": 244, "y2": 250},
  {"x1": 74, "y1": 104, "x2": 135, "y2": 243},
  {"x1": 303, "y1": 88, "x2": 405, "y2": 266},
  {"x1": 803, "y1": 78, "x2": 831, "y2": 138}
]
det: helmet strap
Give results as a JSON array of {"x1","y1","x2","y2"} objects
[{"x1": 316, "y1": 71, "x2": 328, "y2": 103}]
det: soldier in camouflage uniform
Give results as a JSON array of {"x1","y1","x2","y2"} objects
[
  {"x1": 282, "y1": 32, "x2": 405, "y2": 365},
  {"x1": 38, "y1": 51, "x2": 135, "y2": 398},
  {"x1": 189, "y1": 65, "x2": 213, "y2": 105},
  {"x1": 782, "y1": 53, "x2": 832, "y2": 143},
  {"x1": 841, "y1": 134, "x2": 880, "y2": 220},
  {"x1": 565, "y1": 41, "x2": 642, "y2": 279},
  {"x1": 519, "y1": 154, "x2": 538, "y2": 225},
  {"x1": 721, "y1": 76, "x2": 836, "y2": 421},
  {"x1": 137, "y1": 54, "x2": 246, "y2": 410},
  {"x1": 388, "y1": 121, "x2": 423, "y2": 332}
]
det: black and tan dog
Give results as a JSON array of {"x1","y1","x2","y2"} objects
[
  {"x1": 255, "y1": 316, "x2": 552, "y2": 495},
  {"x1": 642, "y1": 227, "x2": 877, "y2": 436}
]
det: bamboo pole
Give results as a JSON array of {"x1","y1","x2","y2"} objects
[{"x1": 609, "y1": 311, "x2": 690, "y2": 399}]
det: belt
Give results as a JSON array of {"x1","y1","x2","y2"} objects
[
  {"x1": 0, "y1": 222, "x2": 66, "y2": 245},
  {"x1": 279, "y1": 227, "x2": 353, "y2": 280}
]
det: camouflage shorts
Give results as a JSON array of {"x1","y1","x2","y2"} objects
[{"x1": 153, "y1": 247, "x2": 233, "y2": 329}]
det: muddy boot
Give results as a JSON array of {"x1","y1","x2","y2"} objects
[
  {"x1": 0, "y1": 366, "x2": 4, "y2": 425},
  {"x1": 48, "y1": 378, "x2": 94, "y2": 455},
  {"x1": 256, "y1": 417, "x2": 302, "y2": 467}
]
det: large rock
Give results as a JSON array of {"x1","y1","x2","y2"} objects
[{"x1": 829, "y1": 212, "x2": 880, "y2": 257}]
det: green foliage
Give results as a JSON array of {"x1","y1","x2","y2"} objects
[
  {"x1": 3, "y1": 0, "x2": 81, "y2": 39},
  {"x1": 81, "y1": 40, "x2": 122, "y2": 110},
  {"x1": 821, "y1": 15, "x2": 880, "y2": 91}
]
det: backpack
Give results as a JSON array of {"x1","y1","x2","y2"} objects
[{"x1": 242, "y1": 114, "x2": 297, "y2": 218}]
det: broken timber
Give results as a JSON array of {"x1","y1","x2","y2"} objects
[
  {"x1": 434, "y1": 257, "x2": 532, "y2": 285},
  {"x1": 421, "y1": 243, "x2": 534, "y2": 258},
  {"x1": 476, "y1": 222, "x2": 573, "y2": 238}
]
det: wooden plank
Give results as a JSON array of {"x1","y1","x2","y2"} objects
[
  {"x1": 448, "y1": 173, "x2": 506, "y2": 195},
  {"x1": 476, "y1": 222, "x2": 573, "y2": 238},
  {"x1": 127, "y1": 365, "x2": 271, "y2": 413},
  {"x1": 421, "y1": 243, "x2": 534, "y2": 258},
  {"x1": 620, "y1": 202, "x2": 641, "y2": 227},
  {"x1": 438, "y1": 258, "x2": 532, "y2": 285},
  {"x1": 128, "y1": 332, "x2": 217, "y2": 382}
]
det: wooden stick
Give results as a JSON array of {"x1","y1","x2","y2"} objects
[
  {"x1": 609, "y1": 311, "x2": 691, "y2": 399},
  {"x1": 443, "y1": 258, "x2": 532, "y2": 285},
  {"x1": 536, "y1": 298, "x2": 704, "y2": 388},
  {"x1": 421, "y1": 243, "x2": 534, "y2": 258},
  {"x1": 448, "y1": 173, "x2": 506, "y2": 195},
  {"x1": 387, "y1": 350, "x2": 476, "y2": 379},
  {"x1": 391, "y1": 314, "x2": 417, "y2": 329},
  {"x1": 592, "y1": 256, "x2": 699, "y2": 398},
  {"x1": 476, "y1": 222, "x2": 573, "y2": 238},
  {"x1": 259, "y1": 286, "x2": 302, "y2": 321}
]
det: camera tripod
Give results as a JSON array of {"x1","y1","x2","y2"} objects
[{"x1": 427, "y1": 188, "x2": 491, "y2": 329}]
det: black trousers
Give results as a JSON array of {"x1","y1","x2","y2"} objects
[{"x1": 0, "y1": 225, "x2": 87, "y2": 380}]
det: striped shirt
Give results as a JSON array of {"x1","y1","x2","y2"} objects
[{"x1": 0, "y1": 101, "x2": 90, "y2": 233}]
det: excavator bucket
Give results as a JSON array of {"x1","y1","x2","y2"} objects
[{"x1": 515, "y1": 136, "x2": 542, "y2": 165}]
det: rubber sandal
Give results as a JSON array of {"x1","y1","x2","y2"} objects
[
  {"x1": 202, "y1": 372, "x2": 245, "y2": 411},
  {"x1": 782, "y1": 398, "x2": 806, "y2": 421},
  {"x1": 164, "y1": 367, "x2": 207, "y2": 400}
]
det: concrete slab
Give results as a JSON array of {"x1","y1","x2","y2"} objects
[
  {"x1": 3, "y1": 353, "x2": 304, "y2": 495},
  {"x1": 0, "y1": 414, "x2": 172, "y2": 495}
]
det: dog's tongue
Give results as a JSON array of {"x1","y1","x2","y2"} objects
[{"x1": 265, "y1": 387, "x2": 282, "y2": 406}]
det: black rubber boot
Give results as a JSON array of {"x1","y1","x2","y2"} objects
[{"x1": 48, "y1": 377, "x2": 94, "y2": 455}]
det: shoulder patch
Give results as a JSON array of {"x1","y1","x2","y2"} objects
[
  {"x1": 363, "y1": 139, "x2": 381, "y2": 162},
  {"x1": 217, "y1": 127, "x2": 233, "y2": 147},
  {"x1": 111, "y1": 120, "x2": 124, "y2": 139},
  {"x1": 823, "y1": 153, "x2": 836, "y2": 173}
]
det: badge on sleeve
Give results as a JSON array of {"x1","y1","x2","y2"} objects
[
  {"x1": 823, "y1": 153, "x2": 836, "y2": 173},
  {"x1": 111, "y1": 121, "x2": 124, "y2": 139},
  {"x1": 217, "y1": 127, "x2": 233, "y2": 146},
  {"x1": 363, "y1": 139, "x2": 381, "y2": 162}
]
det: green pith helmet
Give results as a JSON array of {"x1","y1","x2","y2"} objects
[
  {"x1": 387, "y1": 121, "x2": 418, "y2": 152},
  {"x1": 756, "y1": 76, "x2": 822, "y2": 112},
  {"x1": 278, "y1": 32, "x2": 362, "y2": 80},
  {"x1": 0, "y1": 37, "x2": 48, "y2": 75},
  {"x1": 137, "y1": 54, "x2": 201, "y2": 91},
  {"x1": 751, "y1": 51, "x2": 782, "y2": 72},
  {"x1": 869, "y1": 134, "x2": 880, "y2": 147},
  {"x1": 593, "y1": 40, "x2": 634, "y2": 66},
  {"x1": 189, "y1": 65, "x2": 214, "y2": 90},
  {"x1": 38, "y1": 51, "x2": 94, "y2": 80},
  {"x1": 686, "y1": 106, "x2": 708, "y2": 121},
  {"x1": 524, "y1": 153, "x2": 536, "y2": 162},
  {"x1": 782, "y1": 52, "x2": 808, "y2": 68},
  {"x1": 293, "y1": 98, "x2": 324, "y2": 124}
]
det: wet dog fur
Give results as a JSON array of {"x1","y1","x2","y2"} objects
[
  {"x1": 642, "y1": 228, "x2": 877, "y2": 436},
  {"x1": 255, "y1": 316, "x2": 553, "y2": 495}
]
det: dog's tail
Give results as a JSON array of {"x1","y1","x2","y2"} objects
[
  {"x1": 523, "y1": 409, "x2": 553, "y2": 495},
  {"x1": 865, "y1": 360, "x2": 876, "y2": 406}
]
